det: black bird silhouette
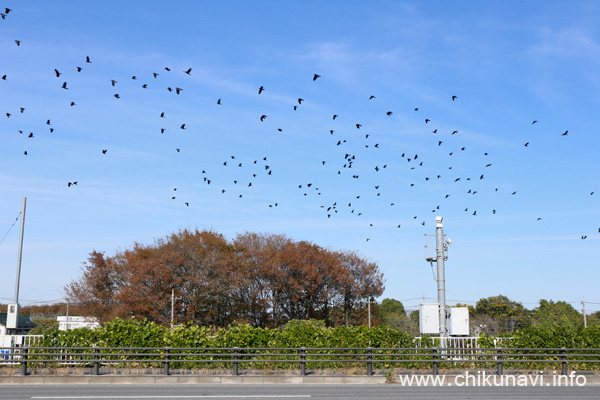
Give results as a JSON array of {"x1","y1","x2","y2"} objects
[
  {"x1": 313, "y1": 74, "x2": 321, "y2": 81},
  {"x1": 54, "y1": 69, "x2": 61, "y2": 77},
  {"x1": 298, "y1": 98, "x2": 303, "y2": 104},
  {"x1": 184, "y1": 68, "x2": 192, "y2": 75},
  {"x1": 165, "y1": 67, "x2": 171, "y2": 71},
  {"x1": 153, "y1": 73, "x2": 159, "y2": 78},
  {"x1": 524, "y1": 142, "x2": 529, "y2": 147},
  {"x1": 562, "y1": 130, "x2": 568, "y2": 136},
  {"x1": 76, "y1": 67, "x2": 82, "y2": 72},
  {"x1": 217, "y1": 99, "x2": 222, "y2": 105},
  {"x1": 1, "y1": 75, "x2": 6, "y2": 80},
  {"x1": 114, "y1": 94, "x2": 120, "y2": 99},
  {"x1": 260, "y1": 115, "x2": 267, "y2": 121},
  {"x1": 452, "y1": 95, "x2": 457, "y2": 101},
  {"x1": 19, "y1": 107, "x2": 24, "y2": 113},
  {"x1": 111, "y1": 79, "x2": 117, "y2": 86},
  {"x1": 62, "y1": 82, "x2": 68, "y2": 90},
  {"x1": 258, "y1": 86, "x2": 264, "y2": 94},
  {"x1": 175, "y1": 87, "x2": 182, "y2": 94},
  {"x1": 356, "y1": 124, "x2": 361, "y2": 129},
  {"x1": 532, "y1": 120, "x2": 538, "y2": 125},
  {"x1": 15, "y1": 40, "x2": 21, "y2": 46},
  {"x1": 333, "y1": 115, "x2": 338, "y2": 120},
  {"x1": 180, "y1": 124, "x2": 186, "y2": 129},
  {"x1": 425, "y1": 119, "x2": 430, "y2": 123},
  {"x1": 369, "y1": 95, "x2": 375, "y2": 100},
  {"x1": 85, "y1": 56, "x2": 91, "y2": 63},
  {"x1": 102, "y1": 150, "x2": 107, "y2": 154},
  {"x1": 386, "y1": 111, "x2": 393, "y2": 116}
]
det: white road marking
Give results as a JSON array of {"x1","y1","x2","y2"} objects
[{"x1": 32, "y1": 396, "x2": 311, "y2": 399}]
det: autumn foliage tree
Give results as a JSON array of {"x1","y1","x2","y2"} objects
[{"x1": 65, "y1": 229, "x2": 385, "y2": 328}]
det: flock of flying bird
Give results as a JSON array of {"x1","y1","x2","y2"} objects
[{"x1": 2, "y1": 6, "x2": 598, "y2": 243}]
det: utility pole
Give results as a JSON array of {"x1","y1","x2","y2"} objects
[
  {"x1": 7, "y1": 197, "x2": 26, "y2": 333},
  {"x1": 170, "y1": 289, "x2": 181, "y2": 328},
  {"x1": 582, "y1": 300, "x2": 587, "y2": 328},
  {"x1": 14, "y1": 197, "x2": 26, "y2": 304},
  {"x1": 424, "y1": 217, "x2": 451, "y2": 340},
  {"x1": 435, "y1": 216, "x2": 447, "y2": 338},
  {"x1": 368, "y1": 298, "x2": 371, "y2": 328}
]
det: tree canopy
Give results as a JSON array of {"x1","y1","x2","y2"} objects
[
  {"x1": 472, "y1": 294, "x2": 531, "y2": 335},
  {"x1": 65, "y1": 229, "x2": 385, "y2": 328},
  {"x1": 532, "y1": 299, "x2": 582, "y2": 327}
]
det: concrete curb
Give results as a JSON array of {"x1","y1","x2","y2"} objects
[
  {"x1": 2, "y1": 374, "x2": 600, "y2": 385},
  {"x1": 0, "y1": 375, "x2": 388, "y2": 385}
]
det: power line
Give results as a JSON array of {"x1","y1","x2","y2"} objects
[{"x1": 0, "y1": 212, "x2": 21, "y2": 245}]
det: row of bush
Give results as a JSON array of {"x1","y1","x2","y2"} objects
[
  {"x1": 37, "y1": 318, "x2": 415, "y2": 349},
  {"x1": 24, "y1": 318, "x2": 600, "y2": 371}
]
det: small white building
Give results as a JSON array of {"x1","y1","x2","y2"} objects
[{"x1": 57, "y1": 316, "x2": 100, "y2": 330}]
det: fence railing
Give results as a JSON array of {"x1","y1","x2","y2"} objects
[{"x1": 2, "y1": 346, "x2": 600, "y2": 377}]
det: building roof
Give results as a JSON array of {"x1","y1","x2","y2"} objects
[{"x1": 0, "y1": 313, "x2": 38, "y2": 329}]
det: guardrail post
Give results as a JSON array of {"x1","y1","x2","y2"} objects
[
  {"x1": 300, "y1": 347, "x2": 306, "y2": 376},
  {"x1": 432, "y1": 348, "x2": 438, "y2": 376},
  {"x1": 561, "y1": 347, "x2": 567, "y2": 376},
  {"x1": 497, "y1": 348, "x2": 503, "y2": 375},
  {"x1": 164, "y1": 347, "x2": 170, "y2": 376},
  {"x1": 367, "y1": 347, "x2": 373, "y2": 376},
  {"x1": 20, "y1": 347, "x2": 28, "y2": 376},
  {"x1": 233, "y1": 347, "x2": 239, "y2": 376},
  {"x1": 93, "y1": 347, "x2": 100, "y2": 376}
]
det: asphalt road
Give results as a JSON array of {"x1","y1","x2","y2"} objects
[{"x1": 1, "y1": 384, "x2": 600, "y2": 400}]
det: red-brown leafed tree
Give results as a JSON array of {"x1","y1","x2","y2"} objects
[
  {"x1": 65, "y1": 229, "x2": 385, "y2": 328},
  {"x1": 65, "y1": 250, "x2": 124, "y2": 322}
]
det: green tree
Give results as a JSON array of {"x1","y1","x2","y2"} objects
[
  {"x1": 378, "y1": 298, "x2": 406, "y2": 328},
  {"x1": 472, "y1": 294, "x2": 531, "y2": 334},
  {"x1": 533, "y1": 299, "x2": 582, "y2": 327}
]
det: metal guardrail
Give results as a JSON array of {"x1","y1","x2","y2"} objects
[{"x1": 1, "y1": 346, "x2": 600, "y2": 377}]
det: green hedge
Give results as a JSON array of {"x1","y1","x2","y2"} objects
[{"x1": 29, "y1": 319, "x2": 600, "y2": 371}]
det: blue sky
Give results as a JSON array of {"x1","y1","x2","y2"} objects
[{"x1": 1, "y1": 1, "x2": 599, "y2": 315}]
